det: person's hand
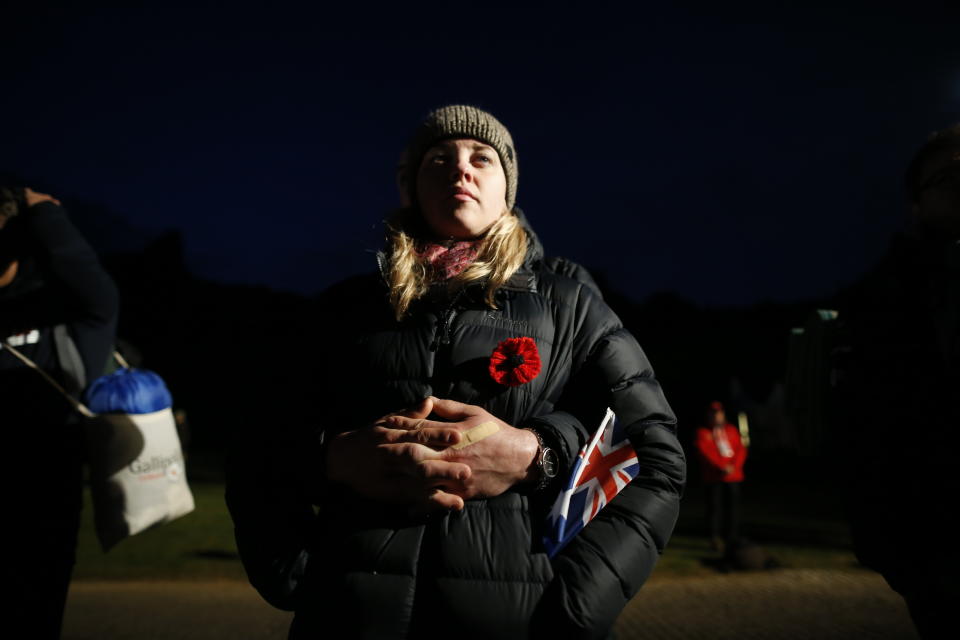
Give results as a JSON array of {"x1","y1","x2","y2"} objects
[
  {"x1": 326, "y1": 397, "x2": 472, "y2": 512},
  {"x1": 383, "y1": 397, "x2": 539, "y2": 500},
  {"x1": 24, "y1": 188, "x2": 60, "y2": 207},
  {"x1": 724, "y1": 464, "x2": 735, "y2": 474}
]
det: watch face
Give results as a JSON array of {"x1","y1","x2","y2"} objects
[{"x1": 542, "y1": 448, "x2": 559, "y2": 478}]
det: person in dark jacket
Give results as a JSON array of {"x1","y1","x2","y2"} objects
[
  {"x1": 0, "y1": 185, "x2": 119, "y2": 639},
  {"x1": 227, "y1": 105, "x2": 686, "y2": 639},
  {"x1": 837, "y1": 124, "x2": 960, "y2": 639}
]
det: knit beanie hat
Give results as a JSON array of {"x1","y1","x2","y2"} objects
[{"x1": 403, "y1": 105, "x2": 518, "y2": 211}]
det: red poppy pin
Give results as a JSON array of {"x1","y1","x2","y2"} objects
[{"x1": 489, "y1": 337, "x2": 542, "y2": 387}]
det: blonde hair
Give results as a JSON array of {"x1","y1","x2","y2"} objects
[{"x1": 386, "y1": 211, "x2": 528, "y2": 320}]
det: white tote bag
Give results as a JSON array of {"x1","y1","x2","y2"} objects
[
  {"x1": 1, "y1": 342, "x2": 195, "y2": 550},
  {"x1": 85, "y1": 406, "x2": 195, "y2": 550}
]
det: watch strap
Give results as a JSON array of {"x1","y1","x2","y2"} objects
[{"x1": 525, "y1": 428, "x2": 556, "y2": 492}]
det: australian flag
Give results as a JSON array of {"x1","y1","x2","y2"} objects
[{"x1": 544, "y1": 409, "x2": 640, "y2": 558}]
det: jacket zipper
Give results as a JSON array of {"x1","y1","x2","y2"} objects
[{"x1": 430, "y1": 290, "x2": 464, "y2": 352}]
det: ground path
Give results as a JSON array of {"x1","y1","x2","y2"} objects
[{"x1": 63, "y1": 568, "x2": 918, "y2": 639}]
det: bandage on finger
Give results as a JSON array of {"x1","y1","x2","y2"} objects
[{"x1": 450, "y1": 421, "x2": 500, "y2": 450}]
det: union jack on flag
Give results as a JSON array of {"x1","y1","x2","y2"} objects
[{"x1": 543, "y1": 408, "x2": 640, "y2": 558}]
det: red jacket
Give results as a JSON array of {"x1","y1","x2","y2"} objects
[{"x1": 695, "y1": 424, "x2": 747, "y2": 483}]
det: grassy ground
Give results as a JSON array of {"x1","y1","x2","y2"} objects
[
  {"x1": 653, "y1": 479, "x2": 859, "y2": 579},
  {"x1": 74, "y1": 482, "x2": 246, "y2": 581},
  {"x1": 73, "y1": 472, "x2": 859, "y2": 582}
]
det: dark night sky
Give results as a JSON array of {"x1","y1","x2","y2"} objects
[{"x1": 4, "y1": 2, "x2": 960, "y2": 305}]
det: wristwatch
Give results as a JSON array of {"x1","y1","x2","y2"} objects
[{"x1": 526, "y1": 428, "x2": 558, "y2": 491}]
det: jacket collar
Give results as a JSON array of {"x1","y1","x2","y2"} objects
[{"x1": 496, "y1": 207, "x2": 543, "y2": 293}]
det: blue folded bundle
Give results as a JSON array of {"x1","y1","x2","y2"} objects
[{"x1": 83, "y1": 368, "x2": 173, "y2": 415}]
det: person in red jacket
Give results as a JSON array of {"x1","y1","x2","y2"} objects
[{"x1": 695, "y1": 401, "x2": 747, "y2": 554}]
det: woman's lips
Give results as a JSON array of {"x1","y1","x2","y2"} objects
[{"x1": 449, "y1": 188, "x2": 478, "y2": 202}]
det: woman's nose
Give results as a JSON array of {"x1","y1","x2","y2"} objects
[{"x1": 451, "y1": 157, "x2": 474, "y2": 182}]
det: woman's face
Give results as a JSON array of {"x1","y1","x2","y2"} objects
[{"x1": 416, "y1": 138, "x2": 507, "y2": 239}]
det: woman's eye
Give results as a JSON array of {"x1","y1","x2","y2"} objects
[
  {"x1": 473, "y1": 154, "x2": 493, "y2": 165},
  {"x1": 429, "y1": 154, "x2": 449, "y2": 165}
]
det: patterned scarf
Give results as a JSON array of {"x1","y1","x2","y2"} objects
[{"x1": 417, "y1": 240, "x2": 481, "y2": 281}]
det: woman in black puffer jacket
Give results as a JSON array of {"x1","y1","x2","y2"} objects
[{"x1": 227, "y1": 105, "x2": 685, "y2": 639}]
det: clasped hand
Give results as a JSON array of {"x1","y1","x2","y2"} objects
[{"x1": 326, "y1": 397, "x2": 539, "y2": 514}]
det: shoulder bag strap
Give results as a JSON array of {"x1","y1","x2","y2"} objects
[{"x1": 0, "y1": 340, "x2": 96, "y2": 418}]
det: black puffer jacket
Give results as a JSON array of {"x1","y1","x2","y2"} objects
[{"x1": 227, "y1": 216, "x2": 685, "y2": 640}]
